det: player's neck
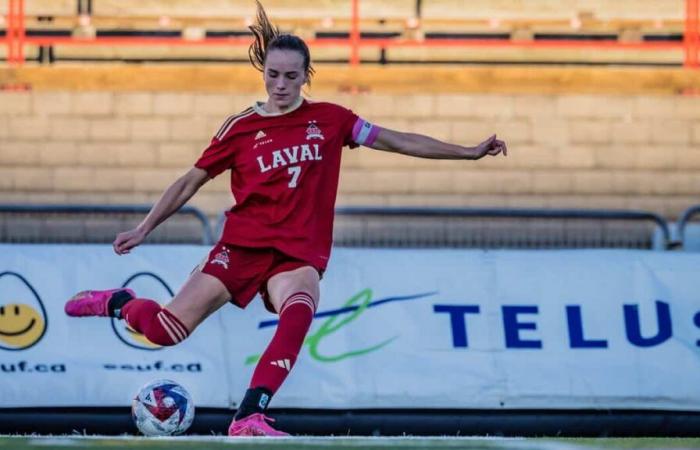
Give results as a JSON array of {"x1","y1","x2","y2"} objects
[{"x1": 260, "y1": 96, "x2": 303, "y2": 115}]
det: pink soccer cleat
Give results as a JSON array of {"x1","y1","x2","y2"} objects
[
  {"x1": 64, "y1": 288, "x2": 135, "y2": 317},
  {"x1": 228, "y1": 413, "x2": 289, "y2": 437}
]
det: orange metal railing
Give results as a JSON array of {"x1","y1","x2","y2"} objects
[
  {"x1": 2, "y1": 0, "x2": 699, "y2": 68},
  {"x1": 5, "y1": 0, "x2": 26, "y2": 65},
  {"x1": 349, "y1": 0, "x2": 360, "y2": 66},
  {"x1": 686, "y1": 0, "x2": 700, "y2": 68}
]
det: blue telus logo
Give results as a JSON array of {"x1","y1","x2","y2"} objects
[{"x1": 434, "y1": 300, "x2": 691, "y2": 349}]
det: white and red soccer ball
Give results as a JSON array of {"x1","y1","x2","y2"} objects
[{"x1": 131, "y1": 379, "x2": 195, "y2": 436}]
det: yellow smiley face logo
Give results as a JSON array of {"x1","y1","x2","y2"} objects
[
  {"x1": 0, "y1": 272, "x2": 48, "y2": 351},
  {"x1": 0, "y1": 303, "x2": 46, "y2": 349}
]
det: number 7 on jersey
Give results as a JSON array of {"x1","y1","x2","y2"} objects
[{"x1": 287, "y1": 166, "x2": 301, "y2": 188}]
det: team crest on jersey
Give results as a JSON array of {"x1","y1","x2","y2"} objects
[
  {"x1": 210, "y1": 247, "x2": 230, "y2": 270},
  {"x1": 305, "y1": 121, "x2": 324, "y2": 140}
]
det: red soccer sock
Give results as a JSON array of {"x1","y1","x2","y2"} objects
[
  {"x1": 120, "y1": 299, "x2": 190, "y2": 346},
  {"x1": 249, "y1": 292, "x2": 315, "y2": 394}
]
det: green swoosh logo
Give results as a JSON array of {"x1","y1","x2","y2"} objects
[{"x1": 245, "y1": 288, "x2": 398, "y2": 365}]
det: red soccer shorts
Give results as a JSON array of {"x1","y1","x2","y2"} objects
[{"x1": 199, "y1": 243, "x2": 320, "y2": 313}]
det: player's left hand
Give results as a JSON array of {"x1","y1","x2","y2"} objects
[{"x1": 470, "y1": 134, "x2": 508, "y2": 159}]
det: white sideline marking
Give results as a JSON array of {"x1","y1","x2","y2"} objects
[{"x1": 10, "y1": 435, "x2": 593, "y2": 450}]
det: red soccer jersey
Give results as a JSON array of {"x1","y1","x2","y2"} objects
[{"x1": 195, "y1": 98, "x2": 359, "y2": 270}]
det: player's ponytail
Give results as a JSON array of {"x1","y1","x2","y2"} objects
[
  {"x1": 248, "y1": 1, "x2": 315, "y2": 86},
  {"x1": 248, "y1": 1, "x2": 278, "y2": 72}
]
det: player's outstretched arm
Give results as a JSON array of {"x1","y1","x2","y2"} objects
[
  {"x1": 113, "y1": 167, "x2": 210, "y2": 255},
  {"x1": 367, "y1": 128, "x2": 507, "y2": 160}
]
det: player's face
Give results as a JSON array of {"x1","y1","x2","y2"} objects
[{"x1": 263, "y1": 49, "x2": 307, "y2": 112}]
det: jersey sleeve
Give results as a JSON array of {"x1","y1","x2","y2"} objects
[
  {"x1": 196, "y1": 111, "x2": 250, "y2": 178},
  {"x1": 194, "y1": 135, "x2": 236, "y2": 179},
  {"x1": 336, "y1": 105, "x2": 361, "y2": 149}
]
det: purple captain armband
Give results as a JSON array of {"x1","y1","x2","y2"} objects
[{"x1": 352, "y1": 118, "x2": 381, "y2": 146}]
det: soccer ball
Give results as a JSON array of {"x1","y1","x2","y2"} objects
[{"x1": 131, "y1": 379, "x2": 195, "y2": 436}]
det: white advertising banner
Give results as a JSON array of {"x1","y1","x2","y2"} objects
[{"x1": 0, "y1": 244, "x2": 698, "y2": 411}]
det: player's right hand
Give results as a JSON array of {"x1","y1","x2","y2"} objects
[{"x1": 113, "y1": 228, "x2": 147, "y2": 255}]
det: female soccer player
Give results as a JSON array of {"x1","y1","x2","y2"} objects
[{"x1": 65, "y1": 1, "x2": 507, "y2": 437}]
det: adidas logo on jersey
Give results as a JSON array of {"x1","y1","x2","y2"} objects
[
  {"x1": 270, "y1": 359, "x2": 291, "y2": 371},
  {"x1": 255, "y1": 130, "x2": 267, "y2": 140}
]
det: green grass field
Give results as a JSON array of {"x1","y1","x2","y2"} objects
[{"x1": 1, "y1": 436, "x2": 699, "y2": 450}]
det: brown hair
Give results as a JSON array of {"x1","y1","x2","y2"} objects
[{"x1": 248, "y1": 1, "x2": 315, "y2": 85}]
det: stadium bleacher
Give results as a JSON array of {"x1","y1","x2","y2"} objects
[
  {"x1": 0, "y1": 0, "x2": 698, "y2": 244},
  {"x1": 7, "y1": 0, "x2": 686, "y2": 64}
]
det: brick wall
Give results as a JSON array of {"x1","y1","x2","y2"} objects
[{"x1": 1, "y1": 90, "x2": 698, "y2": 218}]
